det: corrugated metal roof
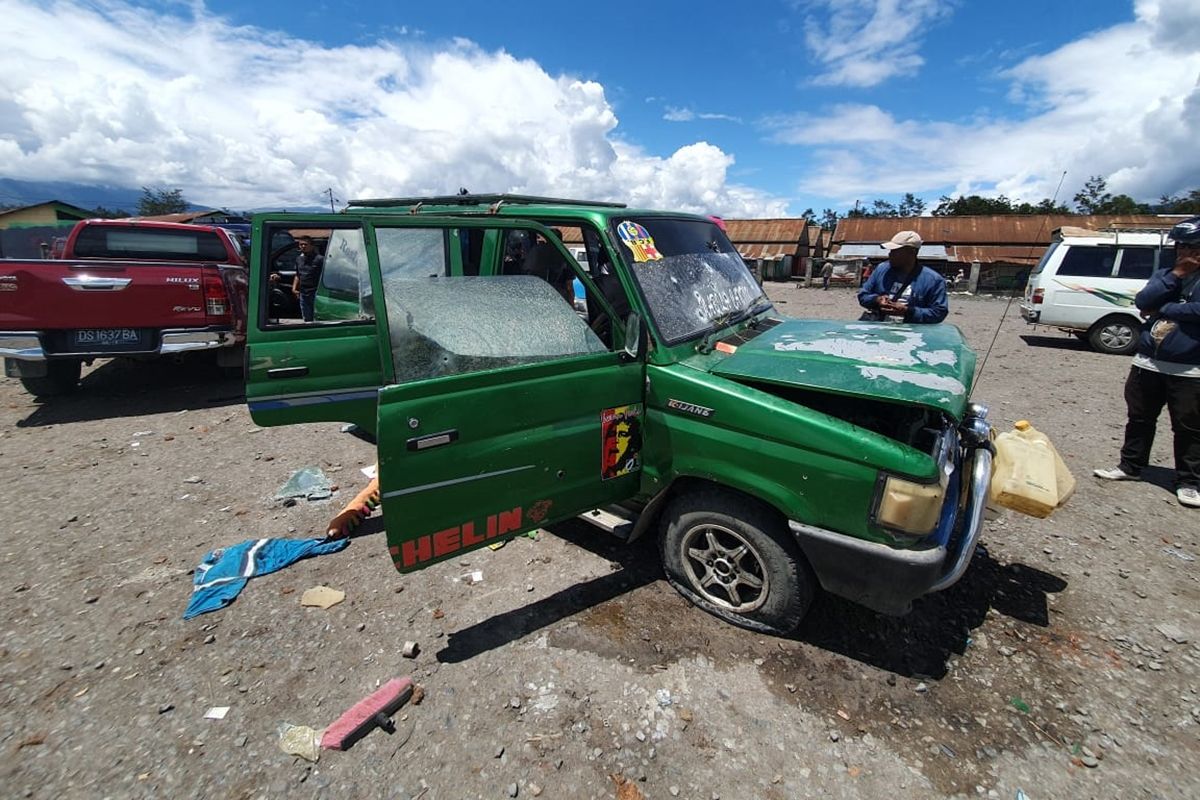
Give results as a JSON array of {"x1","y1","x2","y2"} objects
[
  {"x1": 737, "y1": 244, "x2": 796, "y2": 259},
  {"x1": 723, "y1": 218, "x2": 809, "y2": 243},
  {"x1": 832, "y1": 214, "x2": 1179, "y2": 246},
  {"x1": 950, "y1": 245, "x2": 1044, "y2": 266}
]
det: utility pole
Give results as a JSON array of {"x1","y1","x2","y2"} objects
[{"x1": 324, "y1": 188, "x2": 337, "y2": 213}]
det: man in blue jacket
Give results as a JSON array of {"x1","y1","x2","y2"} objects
[
  {"x1": 1094, "y1": 216, "x2": 1200, "y2": 508},
  {"x1": 857, "y1": 230, "x2": 948, "y2": 323}
]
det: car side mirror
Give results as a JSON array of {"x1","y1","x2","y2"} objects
[{"x1": 622, "y1": 312, "x2": 647, "y2": 362}]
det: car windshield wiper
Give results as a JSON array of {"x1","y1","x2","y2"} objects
[{"x1": 697, "y1": 298, "x2": 774, "y2": 353}]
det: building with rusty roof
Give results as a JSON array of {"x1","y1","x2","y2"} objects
[
  {"x1": 722, "y1": 218, "x2": 829, "y2": 278},
  {"x1": 832, "y1": 215, "x2": 1179, "y2": 266},
  {"x1": 832, "y1": 214, "x2": 1183, "y2": 290}
]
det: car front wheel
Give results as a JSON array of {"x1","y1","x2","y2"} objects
[
  {"x1": 1088, "y1": 315, "x2": 1139, "y2": 355},
  {"x1": 660, "y1": 488, "x2": 814, "y2": 635}
]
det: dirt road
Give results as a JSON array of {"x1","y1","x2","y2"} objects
[{"x1": 1, "y1": 285, "x2": 1196, "y2": 799}]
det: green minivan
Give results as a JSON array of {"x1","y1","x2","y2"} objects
[{"x1": 245, "y1": 195, "x2": 993, "y2": 634}]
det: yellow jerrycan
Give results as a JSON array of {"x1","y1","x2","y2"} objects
[
  {"x1": 1012, "y1": 420, "x2": 1076, "y2": 507},
  {"x1": 990, "y1": 421, "x2": 1059, "y2": 518}
]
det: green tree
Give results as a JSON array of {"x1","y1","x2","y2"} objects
[
  {"x1": 90, "y1": 205, "x2": 129, "y2": 219},
  {"x1": 931, "y1": 194, "x2": 1068, "y2": 216},
  {"x1": 897, "y1": 192, "x2": 926, "y2": 216},
  {"x1": 1073, "y1": 175, "x2": 1112, "y2": 214},
  {"x1": 1072, "y1": 176, "x2": 1150, "y2": 214},
  {"x1": 1013, "y1": 198, "x2": 1070, "y2": 214},
  {"x1": 818, "y1": 208, "x2": 840, "y2": 229},
  {"x1": 869, "y1": 199, "x2": 897, "y2": 217},
  {"x1": 933, "y1": 194, "x2": 1014, "y2": 215},
  {"x1": 1157, "y1": 190, "x2": 1200, "y2": 214},
  {"x1": 137, "y1": 186, "x2": 189, "y2": 216},
  {"x1": 1104, "y1": 194, "x2": 1149, "y2": 214}
]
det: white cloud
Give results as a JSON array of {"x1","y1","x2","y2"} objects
[
  {"x1": 770, "y1": 3, "x2": 1200, "y2": 206},
  {"x1": 799, "y1": 0, "x2": 955, "y2": 88},
  {"x1": 0, "y1": 1, "x2": 784, "y2": 216},
  {"x1": 663, "y1": 107, "x2": 743, "y2": 124}
]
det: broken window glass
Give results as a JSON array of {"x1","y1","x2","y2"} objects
[{"x1": 382, "y1": 274, "x2": 608, "y2": 383}]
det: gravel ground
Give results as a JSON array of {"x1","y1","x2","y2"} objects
[{"x1": 1, "y1": 284, "x2": 1197, "y2": 800}]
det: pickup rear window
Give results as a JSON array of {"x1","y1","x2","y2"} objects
[{"x1": 72, "y1": 226, "x2": 230, "y2": 262}]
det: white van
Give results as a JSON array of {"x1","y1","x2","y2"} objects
[{"x1": 1019, "y1": 226, "x2": 1176, "y2": 354}]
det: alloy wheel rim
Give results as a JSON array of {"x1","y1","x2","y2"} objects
[
  {"x1": 1099, "y1": 323, "x2": 1132, "y2": 349},
  {"x1": 679, "y1": 523, "x2": 769, "y2": 613}
]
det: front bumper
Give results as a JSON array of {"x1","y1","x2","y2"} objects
[
  {"x1": 0, "y1": 329, "x2": 236, "y2": 361},
  {"x1": 789, "y1": 444, "x2": 993, "y2": 616}
]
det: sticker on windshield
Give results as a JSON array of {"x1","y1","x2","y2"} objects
[
  {"x1": 616, "y1": 221, "x2": 663, "y2": 263},
  {"x1": 601, "y1": 403, "x2": 643, "y2": 480}
]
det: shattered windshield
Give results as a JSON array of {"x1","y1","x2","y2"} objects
[{"x1": 614, "y1": 217, "x2": 769, "y2": 344}]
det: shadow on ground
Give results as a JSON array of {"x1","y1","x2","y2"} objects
[
  {"x1": 437, "y1": 519, "x2": 660, "y2": 664},
  {"x1": 1018, "y1": 333, "x2": 1092, "y2": 352},
  {"x1": 439, "y1": 513, "x2": 1067, "y2": 680},
  {"x1": 15, "y1": 358, "x2": 244, "y2": 427},
  {"x1": 795, "y1": 549, "x2": 1066, "y2": 679},
  {"x1": 1131, "y1": 464, "x2": 1184, "y2": 493}
]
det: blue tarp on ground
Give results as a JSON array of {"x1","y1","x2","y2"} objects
[{"x1": 183, "y1": 537, "x2": 349, "y2": 619}]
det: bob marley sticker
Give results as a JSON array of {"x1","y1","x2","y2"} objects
[
  {"x1": 601, "y1": 404, "x2": 643, "y2": 480},
  {"x1": 616, "y1": 220, "x2": 663, "y2": 263}
]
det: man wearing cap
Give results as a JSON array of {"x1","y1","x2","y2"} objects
[
  {"x1": 1094, "y1": 216, "x2": 1200, "y2": 508},
  {"x1": 857, "y1": 230, "x2": 948, "y2": 324}
]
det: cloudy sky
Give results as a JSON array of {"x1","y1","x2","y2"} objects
[{"x1": 1, "y1": 0, "x2": 1198, "y2": 215}]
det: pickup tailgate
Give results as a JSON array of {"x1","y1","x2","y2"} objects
[{"x1": 1, "y1": 259, "x2": 213, "y2": 351}]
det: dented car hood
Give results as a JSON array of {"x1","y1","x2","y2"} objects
[{"x1": 708, "y1": 319, "x2": 977, "y2": 419}]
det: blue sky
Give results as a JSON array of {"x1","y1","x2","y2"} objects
[{"x1": 2, "y1": 1, "x2": 1198, "y2": 216}]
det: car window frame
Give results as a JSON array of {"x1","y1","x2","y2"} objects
[
  {"x1": 256, "y1": 220, "x2": 376, "y2": 331},
  {"x1": 364, "y1": 216, "x2": 627, "y2": 362}
]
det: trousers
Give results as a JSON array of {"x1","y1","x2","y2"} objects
[{"x1": 1118, "y1": 366, "x2": 1200, "y2": 489}]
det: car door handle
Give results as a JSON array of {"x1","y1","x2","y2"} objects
[
  {"x1": 267, "y1": 366, "x2": 309, "y2": 379},
  {"x1": 406, "y1": 429, "x2": 459, "y2": 451},
  {"x1": 62, "y1": 276, "x2": 132, "y2": 291}
]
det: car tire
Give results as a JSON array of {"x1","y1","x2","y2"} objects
[
  {"x1": 660, "y1": 488, "x2": 814, "y2": 635},
  {"x1": 20, "y1": 359, "x2": 82, "y2": 397},
  {"x1": 1088, "y1": 315, "x2": 1139, "y2": 355}
]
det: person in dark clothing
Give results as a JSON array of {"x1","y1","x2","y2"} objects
[
  {"x1": 857, "y1": 230, "x2": 948, "y2": 323},
  {"x1": 292, "y1": 236, "x2": 324, "y2": 322},
  {"x1": 1094, "y1": 216, "x2": 1200, "y2": 508}
]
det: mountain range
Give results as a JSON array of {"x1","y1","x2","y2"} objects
[{"x1": 0, "y1": 178, "x2": 323, "y2": 214}]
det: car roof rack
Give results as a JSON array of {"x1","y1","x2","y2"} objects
[
  {"x1": 1099, "y1": 220, "x2": 1179, "y2": 233},
  {"x1": 346, "y1": 193, "x2": 627, "y2": 213}
]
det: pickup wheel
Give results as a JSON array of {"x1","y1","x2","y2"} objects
[
  {"x1": 20, "y1": 359, "x2": 82, "y2": 397},
  {"x1": 1088, "y1": 315, "x2": 1139, "y2": 355},
  {"x1": 660, "y1": 489, "x2": 814, "y2": 635}
]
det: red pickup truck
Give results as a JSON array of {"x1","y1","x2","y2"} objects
[{"x1": 1, "y1": 219, "x2": 247, "y2": 396}]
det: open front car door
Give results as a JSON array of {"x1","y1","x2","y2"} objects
[{"x1": 369, "y1": 218, "x2": 646, "y2": 571}]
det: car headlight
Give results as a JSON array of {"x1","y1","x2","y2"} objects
[{"x1": 873, "y1": 474, "x2": 945, "y2": 536}]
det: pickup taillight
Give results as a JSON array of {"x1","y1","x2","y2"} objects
[
  {"x1": 1031, "y1": 288, "x2": 1044, "y2": 305},
  {"x1": 202, "y1": 269, "x2": 231, "y2": 322}
]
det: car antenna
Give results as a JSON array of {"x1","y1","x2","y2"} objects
[{"x1": 969, "y1": 170, "x2": 1067, "y2": 396}]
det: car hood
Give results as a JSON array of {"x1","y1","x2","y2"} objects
[{"x1": 707, "y1": 318, "x2": 976, "y2": 419}]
